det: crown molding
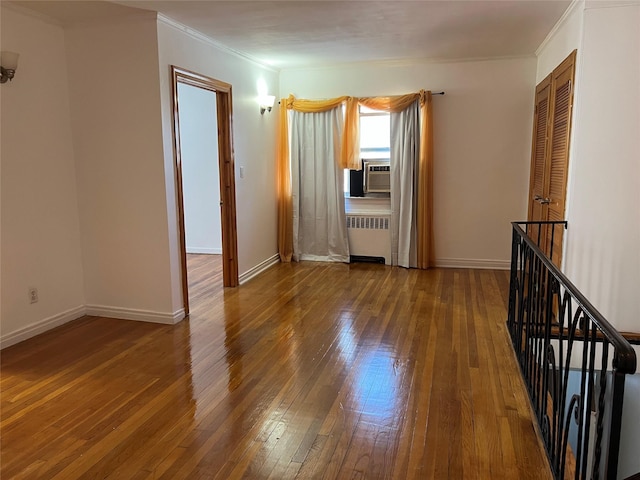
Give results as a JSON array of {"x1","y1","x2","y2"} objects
[
  {"x1": 2, "y1": 1, "x2": 156, "y2": 29},
  {"x1": 157, "y1": 14, "x2": 279, "y2": 73},
  {"x1": 536, "y1": 0, "x2": 585, "y2": 56},
  {"x1": 1, "y1": 1, "x2": 63, "y2": 26},
  {"x1": 585, "y1": 0, "x2": 640, "y2": 9},
  {"x1": 280, "y1": 53, "x2": 536, "y2": 73}
]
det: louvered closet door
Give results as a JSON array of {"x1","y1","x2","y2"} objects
[
  {"x1": 546, "y1": 52, "x2": 576, "y2": 268},
  {"x1": 527, "y1": 75, "x2": 552, "y2": 251},
  {"x1": 526, "y1": 50, "x2": 576, "y2": 268}
]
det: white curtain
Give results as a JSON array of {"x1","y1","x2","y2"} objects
[
  {"x1": 390, "y1": 100, "x2": 420, "y2": 268},
  {"x1": 290, "y1": 107, "x2": 350, "y2": 263}
]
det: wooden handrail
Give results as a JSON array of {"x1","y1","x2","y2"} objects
[{"x1": 621, "y1": 332, "x2": 640, "y2": 345}]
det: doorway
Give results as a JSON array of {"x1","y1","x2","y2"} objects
[
  {"x1": 177, "y1": 83, "x2": 222, "y2": 256},
  {"x1": 171, "y1": 66, "x2": 239, "y2": 315}
]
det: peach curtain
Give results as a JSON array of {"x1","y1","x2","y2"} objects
[
  {"x1": 277, "y1": 95, "x2": 349, "y2": 262},
  {"x1": 358, "y1": 92, "x2": 422, "y2": 113},
  {"x1": 341, "y1": 97, "x2": 360, "y2": 170},
  {"x1": 276, "y1": 91, "x2": 434, "y2": 268},
  {"x1": 277, "y1": 99, "x2": 293, "y2": 262},
  {"x1": 417, "y1": 91, "x2": 434, "y2": 268}
]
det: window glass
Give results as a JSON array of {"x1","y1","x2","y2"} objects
[
  {"x1": 360, "y1": 105, "x2": 383, "y2": 114},
  {"x1": 360, "y1": 112, "x2": 390, "y2": 159},
  {"x1": 344, "y1": 106, "x2": 390, "y2": 194},
  {"x1": 344, "y1": 168, "x2": 350, "y2": 194}
]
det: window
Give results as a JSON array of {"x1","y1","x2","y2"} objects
[
  {"x1": 359, "y1": 106, "x2": 390, "y2": 159},
  {"x1": 344, "y1": 106, "x2": 390, "y2": 194}
]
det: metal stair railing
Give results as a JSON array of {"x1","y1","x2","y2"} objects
[{"x1": 507, "y1": 221, "x2": 637, "y2": 480}]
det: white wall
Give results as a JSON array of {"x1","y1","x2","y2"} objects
[
  {"x1": 537, "y1": 3, "x2": 640, "y2": 477},
  {"x1": 177, "y1": 83, "x2": 222, "y2": 255},
  {"x1": 619, "y1": 375, "x2": 640, "y2": 479},
  {"x1": 281, "y1": 57, "x2": 537, "y2": 268},
  {"x1": 563, "y1": 4, "x2": 640, "y2": 477},
  {"x1": 156, "y1": 17, "x2": 279, "y2": 307},
  {"x1": 0, "y1": 6, "x2": 86, "y2": 347},
  {"x1": 1, "y1": 10, "x2": 281, "y2": 344},
  {"x1": 563, "y1": 2, "x2": 640, "y2": 338},
  {"x1": 65, "y1": 15, "x2": 179, "y2": 322}
]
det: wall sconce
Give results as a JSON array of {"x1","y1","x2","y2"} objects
[
  {"x1": 0, "y1": 51, "x2": 19, "y2": 84},
  {"x1": 259, "y1": 95, "x2": 275, "y2": 115}
]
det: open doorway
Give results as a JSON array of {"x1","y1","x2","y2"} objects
[
  {"x1": 171, "y1": 66, "x2": 239, "y2": 315},
  {"x1": 177, "y1": 82, "x2": 223, "y2": 308},
  {"x1": 177, "y1": 83, "x2": 222, "y2": 257}
]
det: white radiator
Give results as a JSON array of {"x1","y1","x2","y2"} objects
[{"x1": 346, "y1": 214, "x2": 391, "y2": 265}]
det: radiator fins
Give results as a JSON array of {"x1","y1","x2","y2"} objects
[{"x1": 346, "y1": 216, "x2": 390, "y2": 230}]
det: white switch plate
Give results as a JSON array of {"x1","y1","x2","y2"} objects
[{"x1": 239, "y1": 166, "x2": 245, "y2": 178}]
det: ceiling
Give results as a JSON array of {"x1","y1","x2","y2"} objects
[{"x1": 11, "y1": 0, "x2": 572, "y2": 69}]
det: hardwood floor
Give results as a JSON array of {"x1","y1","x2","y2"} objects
[{"x1": 1, "y1": 259, "x2": 552, "y2": 479}]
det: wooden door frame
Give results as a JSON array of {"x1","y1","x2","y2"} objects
[{"x1": 171, "y1": 66, "x2": 239, "y2": 315}]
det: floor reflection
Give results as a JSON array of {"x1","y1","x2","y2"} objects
[
  {"x1": 223, "y1": 290, "x2": 244, "y2": 393},
  {"x1": 337, "y1": 311, "x2": 405, "y2": 427},
  {"x1": 3, "y1": 259, "x2": 548, "y2": 478},
  {"x1": 0, "y1": 315, "x2": 199, "y2": 479},
  {"x1": 336, "y1": 310, "x2": 358, "y2": 364},
  {"x1": 353, "y1": 349, "x2": 403, "y2": 423}
]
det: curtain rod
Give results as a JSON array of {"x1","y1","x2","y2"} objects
[{"x1": 278, "y1": 91, "x2": 445, "y2": 105}]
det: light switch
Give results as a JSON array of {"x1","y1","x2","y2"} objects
[{"x1": 239, "y1": 166, "x2": 245, "y2": 178}]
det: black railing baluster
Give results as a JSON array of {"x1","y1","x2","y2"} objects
[
  {"x1": 508, "y1": 228, "x2": 519, "y2": 340},
  {"x1": 549, "y1": 221, "x2": 556, "y2": 262},
  {"x1": 581, "y1": 324, "x2": 598, "y2": 479},
  {"x1": 537, "y1": 221, "x2": 543, "y2": 248},
  {"x1": 507, "y1": 221, "x2": 636, "y2": 480},
  {"x1": 594, "y1": 342, "x2": 609, "y2": 480},
  {"x1": 573, "y1": 314, "x2": 590, "y2": 480},
  {"x1": 533, "y1": 261, "x2": 547, "y2": 416},
  {"x1": 606, "y1": 369, "x2": 628, "y2": 479},
  {"x1": 542, "y1": 273, "x2": 555, "y2": 455},
  {"x1": 524, "y1": 248, "x2": 536, "y2": 378}
]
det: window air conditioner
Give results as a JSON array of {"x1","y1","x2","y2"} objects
[{"x1": 364, "y1": 161, "x2": 390, "y2": 193}]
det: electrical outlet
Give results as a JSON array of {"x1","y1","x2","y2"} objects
[{"x1": 29, "y1": 287, "x2": 38, "y2": 304}]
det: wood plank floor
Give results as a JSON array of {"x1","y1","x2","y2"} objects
[{"x1": 1, "y1": 257, "x2": 552, "y2": 479}]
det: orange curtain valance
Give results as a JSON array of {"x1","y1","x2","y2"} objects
[
  {"x1": 279, "y1": 94, "x2": 359, "y2": 170},
  {"x1": 279, "y1": 91, "x2": 431, "y2": 170},
  {"x1": 282, "y1": 94, "x2": 349, "y2": 113},
  {"x1": 343, "y1": 90, "x2": 431, "y2": 169},
  {"x1": 357, "y1": 90, "x2": 430, "y2": 113}
]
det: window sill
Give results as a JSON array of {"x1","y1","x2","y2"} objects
[{"x1": 345, "y1": 195, "x2": 391, "y2": 215}]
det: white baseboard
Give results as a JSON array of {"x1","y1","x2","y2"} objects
[
  {"x1": 85, "y1": 305, "x2": 185, "y2": 325},
  {"x1": 186, "y1": 247, "x2": 222, "y2": 255},
  {"x1": 435, "y1": 258, "x2": 511, "y2": 270},
  {"x1": 1, "y1": 305, "x2": 86, "y2": 349},
  {"x1": 239, "y1": 254, "x2": 280, "y2": 285}
]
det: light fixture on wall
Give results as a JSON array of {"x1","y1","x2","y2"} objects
[
  {"x1": 259, "y1": 95, "x2": 275, "y2": 115},
  {"x1": 0, "y1": 51, "x2": 19, "y2": 84}
]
